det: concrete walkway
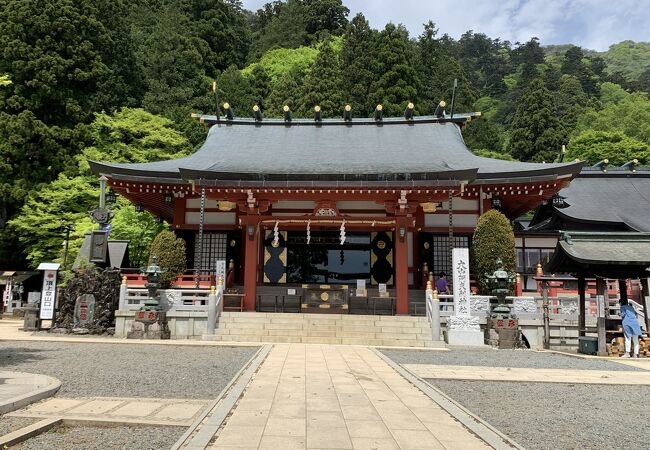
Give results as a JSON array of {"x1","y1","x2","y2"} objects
[
  {"x1": 209, "y1": 344, "x2": 490, "y2": 450},
  {"x1": 8, "y1": 396, "x2": 210, "y2": 426},
  {"x1": 0, "y1": 371, "x2": 61, "y2": 414},
  {"x1": 404, "y1": 364, "x2": 650, "y2": 385}
]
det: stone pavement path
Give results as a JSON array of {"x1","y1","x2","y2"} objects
[
  {"x1": 209, "y1": 344, "x2": 490, "y2": 450},
  {"x1": 404, "y1": 364, "x2": 650, "y2": 384},
  {"x1": 7, "y1": 396, "x2": 211, "y2": 427},
  {"x1": 0, "y1": 371, "x2": 61, "y2": 414}
]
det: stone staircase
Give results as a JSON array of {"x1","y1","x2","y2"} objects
[{"x1": 204, "y1": 312, "x2": 444, "y2": 348}]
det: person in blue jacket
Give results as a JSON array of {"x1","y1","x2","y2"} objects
[{"x1": 619, "y1": 299, "x2": 642, "y2": 358}]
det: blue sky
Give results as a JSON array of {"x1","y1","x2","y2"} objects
[{"x1": 240, "y1": 0, "x2": 650, "y2": 51}]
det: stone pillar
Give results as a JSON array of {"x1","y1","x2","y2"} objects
[
  {"x1": 243, "y1": 217, "x2": 260, "y2": 312},
  {"x1": 426, "y1": 281, "x2": 441, "y2": 341},
  {"x1": 207, "y1": 285, "x2": 217, "y2": 336},
  {"x1": 119, "y1": 276, "x2": 128, "y2": 310},
  {"x1": 597, "y1": 278, "x2": 608, "y2": 356},
  {"x1": 446, "y1": 248, "x2": 484, "y2": 346},
  {"x1": 578, "y1": 276, "x2": 586, "y2": 337},
  {"x1": 641, "y1": 278, "x2": 650, "y2": 334},
  {"x1": 394, "y1": 219, "x2": 409, "y2": 315}
]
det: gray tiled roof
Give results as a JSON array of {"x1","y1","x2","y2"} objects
[
  {"x1": 545, "y1": 232, "x2": 650, "y2": 277},
  {"x1": 552, "y1": 173, "x2": 650, "y2": 232},
  {"x1": 89, "y1": 118, "x2": 581, "y2": 183}
]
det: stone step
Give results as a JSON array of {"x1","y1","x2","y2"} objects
[{"x1": 204, "y1": 333, "x2": 446, "y2": 348}]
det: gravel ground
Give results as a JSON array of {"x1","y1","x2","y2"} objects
[
  {"x1": 14, "y1": 425, "x2": 184, "y2": 450},
  {"x1": 428, "y1": 379, "x2": 650, "y2": 450},
  {"x1": 380, "y1": 348, "x2": 648, "y2": 372},
  {"x1": 0, "y1": 341, "x2": 259, "y2": 398},
  {"x1": 0, "y1": 416, "x2": 39, "y2": 436}
]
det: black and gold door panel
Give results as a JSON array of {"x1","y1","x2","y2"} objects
[
  {"x1": 263, "y1": 230, "x2": 287, "y2": 283},
  {"x1": 370, "y1": 231, "x2": 394, "y2": 285}
]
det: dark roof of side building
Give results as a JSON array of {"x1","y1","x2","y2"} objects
[
  {"x1": 529, "y1": 168, "x2": 650, "y2": 232},
  {"x1": 545, "y1": 231, "x2": 650, "y2": 278},
  {"x1": 89, "y1": 115, "x2": 582, "y2": 185}
]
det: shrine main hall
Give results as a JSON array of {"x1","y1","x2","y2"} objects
[{"x1": 90, "y1": 109, "x2": 582, "y2": 314}]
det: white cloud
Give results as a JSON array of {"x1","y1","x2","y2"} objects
[{"x1": 240, "y1": 0, "x2": 650, "y2": 50}]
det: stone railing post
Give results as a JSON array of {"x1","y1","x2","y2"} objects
[
  {"x1": 426, "y1": 280, "x2": 441, "y2": 341},
  {"x1": 207, "y1": 284, "x2": 217, "y2": 336},
  {"x1": 119, "y1": 276, "x2": 128, "y2": 310}
]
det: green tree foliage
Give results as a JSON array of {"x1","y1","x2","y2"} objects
[
  {"x1": 472, "y1": 149, "x2": 516, "y2": 161},
  {"x1": 418, "y1": 22, "x2": 476, "y2": 114},
  {"x1": 560, "y1": 46, "x2": 597, "y2": 96},
  {"x1": 8, "y1": 174, "x2": 97, "y2": 267},
  {"x1": 265, "y1": 69, "x2": 304, "y2": 117},
  {"x1": 149, "y1": 230, "x2": 187, "y2": 288},
  {"x1": 180, "y1": 0, "x2": 251, "y2": 74},
  {"x1": 248, "y1": 65, "x2": 272, "y2": 110},
  {"x1": 600, "y1": 41, "x2": 650, "y2": 83},
  {"x1": 340, "y1": 13, "x2": 378, "y2": 115},
  {"x1": 7, "y1": 108, "x2": 189, "y2": 267},
  {"x1": 566, "y1": 131, "x2": 650, "y2": 166},
  {"x1": 248, "y1": 0, "x2": 348, "y2": 60},
  {"x1": 508, "y1": 78, "x2": 565, "y2": 162},
  {"x1": 368, "y1": 23, "x2": 419, "y2": 117},
  {"x1": 556, "y1": 75, "x2": 589, "y2": 137},
  {"x1": 242, "y1": 46, "x2": 318, "y2": 83},
  {"x1": 462, "y1": 118, "x2": 504, "y2": 153},
  {"x1": 110, "y1": 199, "x2": 166, "y2": 268},
  {"x1": 471, "y1": 210, "x2": 516, "y2": 294},
  {"x1": 445, "y1": 31, "x2": 511, "y2": 96},
  {"x1": 0, "y1": 75, "x2": 11, "y2": 87},
  {"x1": 575, "y1": 84, "x2": 650, "y2": 146},
  {"x1": 298, "y1": 39, "x2": 344, "y2": 117},
  {"x1": 217, "y1": 65, "x2": 256, "y2": 117}
]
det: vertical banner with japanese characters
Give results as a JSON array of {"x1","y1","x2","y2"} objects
[
  {"x1": 452, "y1": 248, "x2": 471, "y2": 317},
  {"x1": 39, "y1": 270, "x2": 58, "y2": 320}
]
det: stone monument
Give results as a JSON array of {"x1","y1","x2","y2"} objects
[
  {"x1": 446, "y1": 248, "x2": 484, "y2": 346},
  {"x1": 127, "y1": 256, "x2": 170, "y2": 339},
  {"x1": 73, "y1": 294, "x2": 96, "y2": 329}
]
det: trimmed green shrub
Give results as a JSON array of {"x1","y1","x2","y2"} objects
[
  {"x1": 472, "y1": 210, "x2": 516, "y2": 294},
  {"x1": 149, "y1": 230, "x2": 187, "y2": 288}
]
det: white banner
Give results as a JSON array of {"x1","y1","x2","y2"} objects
[
  {"x1": 39, "y1": 270, "x2": 58, "y2": 320},
  {"x1": 215, "y1": 260, "x2": 226, "y2": 284},
  {"x1": 452, "y1": 248, "x2": 471, "y2": 317},
  {"x1": 2, "y1": 278, "x2": 12, "y2": 306}
]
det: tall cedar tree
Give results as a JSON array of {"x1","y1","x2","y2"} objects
[
  {"x1": 418, "y1": 21, "x2": 476, "y2": 115},
  {"x1": 556, "y1": 75, "x2": 588, "y2": 138},
  {"x1": 0, "y1": 0, "x2": 122, "y2": 266},
  {"x1": 265, "y1": 69, "x2": 304, "y2": 117},
  {"x1": 180, "y1": 0, "x2": 251, "y2": 74},
  {"x1": 217, "y1": 65, "x2": 256, "y2": 117},
  {"x1": 298, "y1": 40, "x2": 344, "y2": 118},
  {"x1": 341, "y1": 14, "x2": 378, "y2": 115},
  {"x1": 369, "y1": 23, "x2": 420, "y2": 117},
  {"x1": 561, "y1": 46, "x2": 598, "y2": 96},
  {"x1": 508, "y1": 78, "x2": 564, "y2": 162},
  {"x1": 249, "y1": 65, "x2": 272, "y2": 110}
]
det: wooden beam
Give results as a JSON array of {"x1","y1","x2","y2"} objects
[{"x1": 578, "y1": 276, "x2": 586, "y2": 337}]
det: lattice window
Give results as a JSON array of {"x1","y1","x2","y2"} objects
[
  {"x1": 431, "y1": 235, "x2": 470, "y2": 275},
  {"x1": 194, "y1": 232, "x2": 227, "y2": 272}
]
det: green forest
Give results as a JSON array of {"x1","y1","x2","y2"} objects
[{"x1": 1, "y1": 0, "x2": 650, "y2": 270}]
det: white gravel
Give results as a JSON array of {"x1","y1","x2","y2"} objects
[
  {"x1": 0, "y1": 341, "x2": 259, "y2": 398},
  {"x1": 380, "y1": 348, "x2": 647, "y2": 371},
  {"x1": 0, "y1": 416, "x2": 39, "y2": 436},
  {"x1": 428, "y1": 380, "x2": 650, "y2": 450},
  {"x1": 14, "y1": 425, "x2": 184, "y2": 450}
]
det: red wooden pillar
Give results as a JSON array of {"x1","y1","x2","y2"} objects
[
  {"x1": 394, "y1": 217, "x2": 409, "y2": 315},
  {"x1": 243, "y1": 216, "x2": 260, "y2": 311}
]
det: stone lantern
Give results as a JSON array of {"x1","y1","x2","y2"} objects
[
  {"x1": 486, "y1": 258, "x2": 521, "y2": 348},
  {"x1": 127, "y1": 255, "x2": 170, "y2": 339}
]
